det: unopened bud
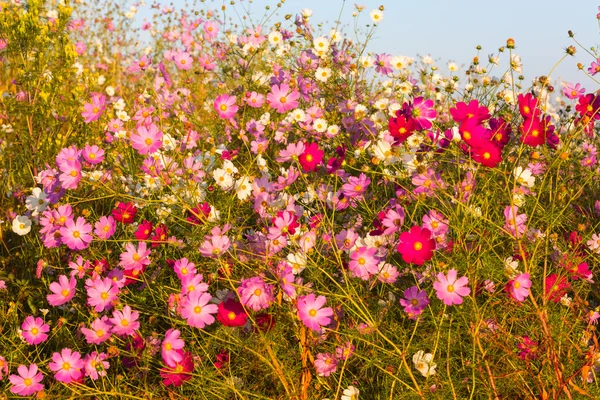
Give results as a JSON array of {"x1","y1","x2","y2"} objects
[{"x1": 506, "y1": 38, "x2": 515, "y2": 49}]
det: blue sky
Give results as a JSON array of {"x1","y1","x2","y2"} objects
[{"x1": 146, "y1": 0, "x2": 600, "y2": 88}]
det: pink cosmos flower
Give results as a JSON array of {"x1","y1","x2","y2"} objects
[
  {"x1": 48, "y1": 348, "x2": 84, "y2": 384},
  {"x1": 59, "y1": 216, "x2": 93, "y2": 250},
  {"x1": 563, "y1": 82, "x2": 585, "y2": 100},
  {"x1": 399, "y1": 286, "x2": 430, "y2": 317},
  {"x1": 81, "y1": 316, "x2": 112, "y2": 344},
  {"x1": 377, "y1": 262, "x2": 399, "y2": 284},
  {"x1": 314, "y1": 352, "x2": 338, "y2": 377},
  {"x1": 128, "y1": 55, "x2": 152, "y2": 73},
  {"x1": 298, "y1": 142, "x2": 324, "y2": 172},
  {"x1": 109, "y1": 305, "x2": 140, "y2": 336},
  {"x1": 181, "y1": 273, "x2": 209, "y2": 296},
  {"x1": 160, "y1": 351, "x2": 194, "y2": 386},
  {"x1": 181, "y1": 290, "x2": 218, "y2": 329},
  {"x1": 214, "y1": 94, "x2": 239, "y2": 119},
  {"x1": 47, "y1": 274, "x2": 76, "y2": 306},
  {"x1": 342, "y1": 173, "x2": 370, "y2": 200},
  {"x1": 297, "y1": 293, "x2": 333, "y2": 331},
  {"x1": 267, "y1": 83, "x2": 300, "y2": 113},
  {"x1": 173, "y1": 50, "x2": 193, "y2": 70},
  {"x1": 94, "y1": 215, "x2": 116, "y2": 240},
  {"x1": 58, "y1": 159, "x2": 82, "y2": 190},
  {"x1": 433, "y1": 269, "x2": 471, "y2": 306},
  {"x1": 245, "y1": 91, "x2": 265, "y2": 108},
  {"x1": 348, "y1": 246, "x2": 379, "y2": 280},
  {"x1": 9, "y1": 364, "x2": 44, "y2": 396},
  {"x1": 83, "y1": 351, "x2": 109, "y2": 381},
  {"x1": 82, "y1": 144, "x2": 105, "y2": 164},
  {"x1": 86, "y1": 277, "x2": 119, "y2": 312},
  {"x1": 397, "y1": 226, "x2": 436, "y2": 265},
  {"x1": 198, "y1": 234, "x2": 231, "y2": 258},
  {"x1": 172, "y1": 258, "x2": 197, "y2": 280},
  {"x1": 407, "y1": 96, "x2": 436, "y2": 130},
  {"x1": 450, "y1": 99, "x2": 490, "y2": 125},
  {"x1": 0, "y1": 355, "x2": 7, "y2": 380},
  {"x1": 119, "y1": 242, "x2": 151, "y2": 271},
  {"x1": 203, "y1": 20, "x2": 219, "y2": 40},
  {"x1": 81, "y1": 93, "x2": 107, "y2": 123},
  {"x1": 504, "y1": 205, "x2": 527, "y2": 238},
  {"x1": 162, "y1": 329, "x2": 185, "y2": 366},
  {"x1": 276, "y1": 141, "x2": 305, "y2": 162},
  {"x1": 21, "y1": 316, "x2": 50, "y2": 345},
  {"x1": 130, "y1": 123, "x2": 163, "y2": 155},
  {"x1": 238, "y1": 276, "x2": 274, "y2": 311},
  {"x1": 507, "y1": 273, "x2": 532, "y2": 302}
]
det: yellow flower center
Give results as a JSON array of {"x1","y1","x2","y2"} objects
[
  {"x1": 254, "y1": 289, "x2": 262, "y2": 296},
  {"x1": 31, "y1": 327, "x2": 39, "y2": 335},
  {"x1": 413, "y1": 241, "x2": 423, "y2": 251},
  {"x1": 24, "y1": 378, "x2": 33, "y2": 386},
  {"x1": 228, "y1": 311, "x2": 237, "y2": 320},
  {"x1": 194, "y1": 306, "x2": 202, "y2": 314},
  {"x1": 73, "y1": 231, "x2": 80, "y2": 238},
  {"x1": 61, "y1": 289, "x2": 70, "y2": 297},
  {"x1": 96, "y1": 329, "x2": 104, "y2": 337},
  {"x1": 62, "y1": 362, "x2": 71, "y2": 371},
  {"x1": 165, "y1": 343, "x2": 172, "y2": 351},
  {"x1": 309, "y1": 309, "x2": 317, "y2": 317},
  {"x1": 279, "y1": 96, "x2": 287, "y2": 103},
  {"x1": 514, "y1": 281, "x2": 521, "y2": 289},
  {"x1": 101, "y1": 292, "x2": 109, "y2": 300},
  {"x1": 447, "y1": 285, "x2": 455, "y2": 293}
]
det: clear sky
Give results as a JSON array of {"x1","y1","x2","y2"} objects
[{"x1": 148, "y1": 0, "x2": 600, "y2": 89}]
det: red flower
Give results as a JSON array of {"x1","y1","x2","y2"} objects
[
  {"x1": 134, "y1": 220, "x2": 153, "y2": 240},
  {"x1": 471, "y1": 142, "x2": 502, "y2": 168},
  {"x1": 517, "y1": 93, "x2": 541, "y2": 120},
  {"x1": 151, "y1": 223, "x2": 168, "y2": 247},
  {"x1": 488, "y1": 117, "x2": 511, "y2": 147},
  {"x1": 388, "y1": 114, "x2": 416, "y2": 144},
  {"x1": 186, "y1": 203, "x2": 211, "y2": 225},
  {"x1": 459, "y1": 119, "x2": 491, "y2": 149},
  {"x1": 216, "y1": 298, "x2": 248, "y2": 327},
  {"x1": 449, "y1": 99, "x2": 490, "y2": 124},
  {"x1": 160, "y1": 351, "x2": 194, "y2": 386},
  {"x1": 545, "y1": 274, "x2": 570, "y2": 303},
  {"x1": 112, "y1": 202, "x2": 137, "y2": 224},
  {"x1": 298, "y1": 142, "x2": 324, "y2": 172},
  {"x1": 397, "y1": 226, "x2": 436, "y2": 265},
  {"x1": 519, "y1": 117, "x2": 545, "y2": 147}
]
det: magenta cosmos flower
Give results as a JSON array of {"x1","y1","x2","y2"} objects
[
  {"x1": 21, "y1": 316, "x2": 50, "y2": 345},
  {"x1": 397, "y1": 226, "x2": 436, "y2": 265},
  {"x1": 433, "y1": 269, "x2": 471, "y2": 306},
  {"x1": 9, "y1": 364, "x2": 44, "y2": 396},
  {"x1": 181, "y1": 290, "x2": 218, "y2": 329},
  {"x1": 297, "y1": 293, "x2": 333, "y2": 331},
  {"x1": 213, "y1": 94, "x2": 239, "y2": 119},
  {"x1": 399, "y1": 286, "x2": 430, "y2": 317},
  {"x1": 507, "y1": 273, "x2": 532, "y2": 302},
  {"x1": 47, "y1": 274, "x2": 76, "y2": 306},
  {"x1": 216, "y1": 298, "x2": 249, "y2": 327},
  {"x1": 298, "y1": 142, "x2": 324, "y2": 172},
  {"x1": 130, "y1": 123, "x2": 163, "y2": 155},
  {"x1": 59, "y1": 216, "x2": 93, "y2": 250},
  {"x1": 112, "y1": 202, "x2": 137, "y2": 224},
  {"x1": 267, "y1": 83, "x2": 299, "y2": 113},
  {"x1": 109, "y1": 305, "x2": 140, "y2": 336},
  {"x1": 160, "y1": 351, "x2": 194, "y2": 387},
  {"x1": 48, "y1": 348, "x2": 84, "y2": 384}
]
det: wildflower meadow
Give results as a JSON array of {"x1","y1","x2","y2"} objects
[{"x1": 3, "y1": 0, "x2": 600, "y2": 398}]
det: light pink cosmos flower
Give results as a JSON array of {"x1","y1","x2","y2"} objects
[
  {"x1": 81, "y1": 93, "x2": 107, "y2": 123},
  {"x1": 214, "y1": 94, "x2": 239, "y2": 119},
  {"x1": 507, "y1": 273, "x2": 532, "y2": 302},
  {"x1": 238, "y1": 276, "x2": 274, "y2": 311},
  {"x1": 267, "y1": 83, "x2": 300, "y2": 113},
  {"x1": 433, "y1": 269, "x2": 471, "y2": 306},
  {"x1": 181, "y1": 290, "x2": 218, "y2": 329},
  {"x1": 109, "y1": 305, "x2": 140, "y2": 336},
  {"x1": 203, "y1": 20, "x2": 219, "y2": 40},
  {"x1": 21, "y1": 316, "x2": 50, "y2": 345},
  {"x1": 314, "y1": 352, "x2": 338, "y2": 377},
  {"x1": 82, "y1": 144, "x2": 105, "y2": 164},
  {"x1": 297, "y1": 293, "x2": 333, "y2": 331},
  {"x1": 199, "y1": 234, "x2": 231, "y2": 258},
  {"x1": 162, "y1": 328, "x2": 185, "y2": 367},
  {"x1": 59, "y1": 216, "x2": 93, "y2": 250},
  {"x1": 47, "y1": 275, "x2": 77, "y2": 306},
  {"x1": 245, "y1": 91, "x2": 265, "y2": 108},
  {"x1": 503, "y1": 205, "x2": 527, "y2": 238},
  {"x1": 348, "y1": 246, "x2": 379, "y2": 280},
  {"x1": 48, "y1": 348, "x2": 84, "y2": 384},
  {"x1": 173, "y1": 50, "x2": 193, "y2": 70},
  {"x1": 119, "y1": 242, "x2": 151, "y2": 271},
  {"x1": 81, "y1": 316, "x2": 112, "y2": 344},
  {"x1": 181, "y1": 273, "x2": 209, "y2": 296},
  {"x1": 86, "y1": 277, "x2": 119, "y2": 312},
  {"x1": 94, "y1": 215, "x2": 116, "y2": 240},
  {"x1": 342, "y1": 173, "x2": 370, "y2": 200},
  {"x1": 128, "y1": 55, "x2": 152, "y2": 73},
  {"x1": 83, "y1": 351, "x2": 109, "y2": 381},
  {"x1": 276, "y1": 141, "x2": 305, "y2": 162},
  {"x1": 130, "y1": 123, "x2": 163, "y2": 155},
  {"x1": 9, "y1": 364, "x2": 44, "y2": 396}
]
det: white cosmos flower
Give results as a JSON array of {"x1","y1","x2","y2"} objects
[{"x1": 12, "y1": 215, "x2": 32, "y2": 236}]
